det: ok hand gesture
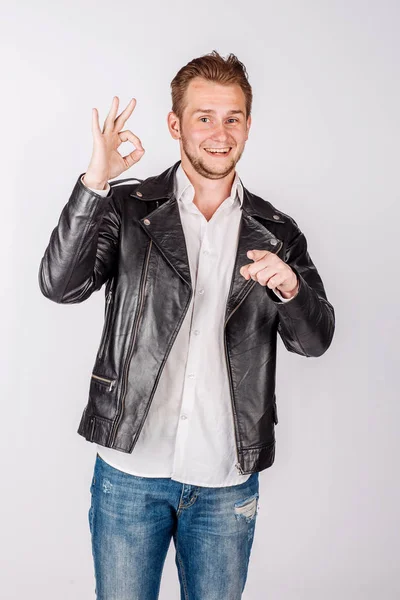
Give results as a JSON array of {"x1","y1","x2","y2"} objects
[{"x1": 83, "y1": 96, "x2": 145, "y2": 190}]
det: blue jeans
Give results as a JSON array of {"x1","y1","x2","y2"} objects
[{"x1": 89, "y1": 453, "x2": 260, "y2": 599}]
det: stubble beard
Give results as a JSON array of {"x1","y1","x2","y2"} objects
[{"x1": 180, "y1": 131, "x2": 244, "y2": 180}]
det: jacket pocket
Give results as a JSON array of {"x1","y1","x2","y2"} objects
[
  {"x1": 88, "y1": 374, "x2": 118, "y2": 422},
  {"x1": 91, "y1": 373, "x2": 116, "y2": 392}
]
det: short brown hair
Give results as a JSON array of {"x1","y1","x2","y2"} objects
[{"x1": 170, "y1": 50, "x2": 252, "y2": 121}]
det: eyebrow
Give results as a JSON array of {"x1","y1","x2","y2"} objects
[{"x1": 192, "y1": 108, "x2": 245, "y2": 116}]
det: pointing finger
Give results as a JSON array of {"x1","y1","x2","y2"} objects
[{"x1": 247, "y1": 249, "x2": 270, "y2": 260}]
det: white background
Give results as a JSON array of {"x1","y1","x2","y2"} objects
[{"x1": 1, "y1": 0, "x2": 399, "y2": 598}]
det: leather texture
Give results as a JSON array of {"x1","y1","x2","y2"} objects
[{"x1": 38, "y1": 160, "x2": 335, "y2": 474}]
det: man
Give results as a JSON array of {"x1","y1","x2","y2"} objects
[{"x1": 39, "y1": 51, "x2": 335, "y2": 600}]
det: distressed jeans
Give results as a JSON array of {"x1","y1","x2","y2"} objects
[{"x1": 88, "y1": 453, "x2": 260, "y2": 600}]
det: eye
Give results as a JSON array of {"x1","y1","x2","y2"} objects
[{"x1": 199, "y1": 117, "x2": 239, "y2": 123}]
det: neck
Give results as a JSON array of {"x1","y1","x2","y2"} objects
[{"x1": 180, "y1": 156, "x2": 236, "y2": 211}]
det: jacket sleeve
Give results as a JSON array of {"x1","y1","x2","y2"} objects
[
  {"x1": 38, "y1": 173, "x2": 120, "y2": 304},
  {"x1": 266, "y1": 221, "x2": 335, "y2": 358}
]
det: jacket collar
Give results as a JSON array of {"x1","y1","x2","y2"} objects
[
  {"x1": 130, "y1": 160, "x2": 285, "y2": 224},
  {"x1": 129, "y1": 160, "x2": 286, "y2": 323},
  {"x1": 174, "y1": 162, "x2": 243, "y2": 207}
]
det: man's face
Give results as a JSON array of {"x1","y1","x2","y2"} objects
[{"x1": 168, "y1": 77, "x2": 251, "y2": 180}]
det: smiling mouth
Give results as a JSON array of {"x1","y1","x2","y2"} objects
[{"x1": 203, "y1": 147, "x2": 232, "y2": 157}]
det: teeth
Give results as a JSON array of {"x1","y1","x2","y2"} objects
[{"x1": 204, "y1": 148, "x2": 230, "y2": 153}]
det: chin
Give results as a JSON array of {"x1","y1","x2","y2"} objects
[
  {"x1": 200, "y1": 159, "x2": 236, "y2": 179},
  {"x1": 182, "y1": 144, "x2": 240, "y2": 179}
]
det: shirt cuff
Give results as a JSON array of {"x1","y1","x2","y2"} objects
[
  {"x1": 80, "y1": 175, "x2": 110, "y2": 196},
  {"x1": 272, "y1": 287, "x2": 297, "y2": 303}
]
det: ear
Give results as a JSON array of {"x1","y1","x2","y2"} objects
[
  {"x1": 245, "y1": 114, "x2": 252, "y2": 141},
  {"x1": 167, "y1": 111, "x2": 181, "y2": 140}
]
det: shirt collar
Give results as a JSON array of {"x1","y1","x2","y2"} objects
[{"x1": 174, "y1": 163, "x2": 243, "y2": 208}]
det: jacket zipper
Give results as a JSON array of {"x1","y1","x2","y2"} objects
[
  {"x1": 109, "y1": 240, "x2": 153, "y2": 447},
  {"x1": 224, "y1": 283, "x2": 256, "y2": 475},
  {"x1": 125, "y1": 290, "x2": 193, "y2": 454},
  {"x1": 98, "y1": 288, "x2": 113, "y2": 358},
  {"x1": 224, "y1": 239, "x2": 283, "y2": 475},
  {"x1": 91, "y1": 373, "x2": 116, "y2": 391}
]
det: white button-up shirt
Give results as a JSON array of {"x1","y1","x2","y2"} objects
[{"x1": 82, "y1": 164, "x2": 291, "y2": 487}]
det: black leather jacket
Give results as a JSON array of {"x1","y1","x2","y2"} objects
[{"x1": 38, "y1": 160, "x2": 335, "y2": 475}]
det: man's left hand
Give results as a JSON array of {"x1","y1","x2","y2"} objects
[{"x1": 239, "y1": 249, "x2": 299, "y2": 299}]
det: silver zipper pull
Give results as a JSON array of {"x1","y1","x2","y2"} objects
[
  {"x1": 235, "y1": 462, "x2": 244, "y2": 474},
  {"x1": 108, "y1": 380, "x2": 115, "y2": 392},
  {"x1": 106, "y1": 290, "x2": 113, "y2": 304}
]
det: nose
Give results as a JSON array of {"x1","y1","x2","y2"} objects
[{"x1": 210, "y1": 123, "x2": 231, "y2": 143}]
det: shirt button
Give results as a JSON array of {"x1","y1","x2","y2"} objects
[
  {"x1": 198, "y1": 289, "x2": 204, "y2": 295},
  {"x1": 203, "y1": 250, "x2": 209, "y2": 255},
  {"x1": 188, "y1": 373, "x2": 195, "y2": 379},
  {"x1": 180, "y1": 414, "x2": 187, "y2": 420},
  {"x1": 193, "y1": 330, "x2": 200, "y2": 335}
]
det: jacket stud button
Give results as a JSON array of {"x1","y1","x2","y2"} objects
[
  {"x1": 144, "y1": 218, "x2": 150, "y2": 225},
  {"x1": 270, "y1": 238, "x2": 278, "y2": 245},
  {"x1": 136, "y1": 191, "x2": 143, "y2": 197},
  {"x1": 273, "y1": 214, "x2": 280, "y2": 220}
]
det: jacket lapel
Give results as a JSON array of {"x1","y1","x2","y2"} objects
[
  {"x1": 138, "y1": 198, "x2": 192, "y2": 287},
  {"x1": 224, "y1": 207, "x2": 283, "y2": 323}
]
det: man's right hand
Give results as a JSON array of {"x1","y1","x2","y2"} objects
[{"x1": 83, "y1": 96, "x2": 145, "y2": 190}]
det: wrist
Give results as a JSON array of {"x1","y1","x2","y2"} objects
[
  {"x1": 277, "y1": 277, "x2": 299, "y2": 299},
  {"x1": 82, "y1": 174, "x2": 108, "y2": 190}
]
